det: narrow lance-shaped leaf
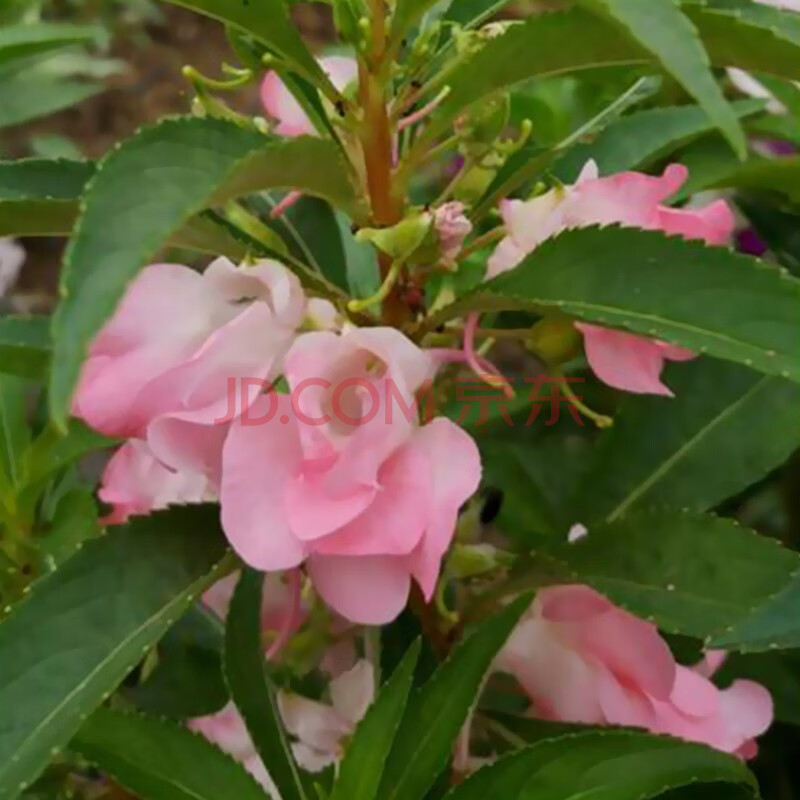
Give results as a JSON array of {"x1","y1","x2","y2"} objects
[
  {"x1": 577, "y1": 0, "x2": 745, "y2": 156},
  {"x1": 49, "y1": 118, "x2": 364, "y2": 428},
  {"x1": 571, "y1": 358, "x2": 800, "y2": 523},
  {"x1": 0, "y1": 506, "x2": 231, "y2": 800},
  {"x1": 0, "y1": 23, "x2": 99, "y2": 67},
  {"x1": 445, "y1": 729, "x2": 758, "y2": 800},
  {"x1": 377, "y1": 594, "x2": 531, "y2": 800},
  {"x1": 224, "y1": 569, "x2": 307, "y2": 800},
  {"x1": 72, "y1": 707, "x2": 271, "y2": 800},
  {"x1": 421, "y1": 226, "x2": 800, "y2": 384},
  {"x1": 554, "y1": 98, "x2": 764, "y2": 181},
  {"x1": 329, "y1": 641, "x2": 420, "y2": 800}
]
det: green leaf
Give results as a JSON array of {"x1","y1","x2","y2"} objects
[
  {"x1": 578, "y1": 0, "x2": 745, "y2": 156},
  {"x1": 555, "y1": 510, "x2": 800, "y2": 639},
  {"x1": 0, "y1": 60, "x2": 102, "y2": 129},
  {"x1": 0, "y1": 24, "x2": 99, "y2": 67},
  {"x1": 377, "y1": 594, "x2": 531, "y2": 800},
  {"x1": 330, "y1": 641, "x2": 420, "y2": 800},
  {"x1": 571, "y1": 359, "x2": 800, "y2": 523},
  {"x1": 419, "y1": 5, "x2": 800, "y2": 146},
  {"x1": 72, "y1": 707, "x2": 271, "y2": 800},
  {"x1": 710, "y1": 571, "x2": 800, "y2": 652},
  {"x1": 0, "y1": 505, "x2": 231, "y2": 800},
  {"x1": 707, "y1": 157, "x2": 800, "y2": 204},
  {"x1": 0, "y1": 317, "x2": 50, "y2": 380},
  {"x1": 224, "y1": 569, "x2": 306, "y2": 800},
  {"x1": 0, "y1": 375, "x2": 29, "y2": 491},
  {"x1": 125, "y1": 606, "x2": 227, "y2": 720},
  {"x1": 555, "y1": 99, "x2": 764, "y2": 181},
  {"x1": 443, "y1": 0, "x2": 515, "y2": 27},
  {"x1": 421, "y1": 226, "x2": 800, "y2": 383},
  {"x1": 50, "y1": 118, "x2": 363, "y2": 428},
  {"x1": 38, "y1": 490, "x2": 101, "y2": 568},
  {"x1": 158, "y1": 0, "x2": 331, "y2": 95},
  {"x1": 445, "y1": 729, "x2": 757, "y2": 800},
  {"x1": 392, "y1": 0, "x2": 442, "y2": 44}
]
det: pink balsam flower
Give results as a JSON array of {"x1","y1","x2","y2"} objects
[
  {"x1": 99, "y1": 439, "x2": 213, "y2": 524},
  {"x1": 74, "y1": 257, "x2": 307, "y2": 482},
  {"x1": 488, "y1": 161, "x2": 735, "y2": 396},
  {"x1": 278, "y1": 660, "x2": 375, "y2": 772},
  {"x1": 261, "y1": 55, "x2": 358, "y2": 137},
  {"x1": 220, "y1": 326, "x2": 482, "y2": 624},
  {"x1": 498, "y1": 585, "x2": 773, "y2": 758}
]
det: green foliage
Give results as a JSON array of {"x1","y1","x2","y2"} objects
[
  {"x1": 0, "y1": 506, "x2": 230, "y2": 800},
  {"x1": 571, "y1": 359, "x2": 800, "y2": 522},
  {"x1": 377, "y1": 595, "x2": 531, "y2": 800},
  {"x1": 550, "y1": 511, "x2": 800, "y2": 640},
  {"x1": 0, "y1": 317, "x2": 50, "y2": 380},
  {"x1": 445, "y1": 729, "x2": 757, "y2": 799},
  {"x1": 224, "y1": 569, "x2": 307, "y2": 800},
  {"x1": 72, "y1": 707, "x2": 272, "y2": 800},
  {"x1": 423, "y1": 226, "x2": 800, "y2": 383},
  {"x1": 577, "y1": 0, "x2": 745, "y2": 156}
]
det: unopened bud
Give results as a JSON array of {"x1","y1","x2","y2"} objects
[{"x1": 526, "y1": 316, "x2": 582, "y2": 366}]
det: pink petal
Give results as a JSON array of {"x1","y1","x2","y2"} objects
[
  {"x1": 261, "y1": 71, "x2": 316, "y2": 137},
  {"x1": 220, "y1": 395, "x2": 307, "y2": 571},
  {"x1": 330, "y1": 660, "x2": 375, "y2": 727},
  {"x1": 718, "y1": 679, "x2": 774, "y2": 742},
  {"x1": 320, "y1": 55, "x2": 359, "y2": 92},
  {"x1": 404, "y1": 418, "x2": 482, "y2": 599},
  {"x1": 670, "y1": 666, "x2": 721, "y2": 719},
  {"x1": 277, "y1": 693, "x2": 350, "y2": 753},
  {"x1": 576, "y1": 323, "x2": 675, "y2": 396},
  {"x1": 312, "y1": 437, "x2": 431, "y2": 557},
  {"x1": 307, "y1": 553, "x2": 411, "y2": 624},
  {"x1": 657, "y1": 199, "x2": 735, "y2": 246}
]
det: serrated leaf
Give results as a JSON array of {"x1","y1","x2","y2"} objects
[
  {"x1": 125, "y1": 606, "x2": 227, "y2": 720},
  {"x1": 158, "y1": 0, "x2": 330, "y2": 94},
  {"x1": 418, "y1": 5, "x2": 800, "y2": 147},
  {"x1": 571, "y1": 359, "x2": 800, "y2": 523},
  {"x1": 443, "y1": 0, "x2": 515, "y2": 27},
  {"x1": 330, "y1": 641, "x2": 420, "y2": 800},
  {"x1": 554, "y1": 510, "x2": 800, "y2": 639},
  {"x1": 224, "y1": 569, "x2": 306, "y2": 800},
  {"x1": 421, "y1": 226, "x2": 800, "y2": 383},
  {"x1": 445, "y1": 729, "x2": 757, "y2": 800},
  {"x1": 377, "y1": 594, "x2": 531, "y2": 800},
  {"x1": 0, "y1": 317, "x2": 50, "y2": 380},
  {"x1": 710, "y1": 572, "x2": 800, "y2": 652},
  {"x1": 49, "y1": 118, "x2": 363, "y2": 428},
  {"x1": 0, "y1": 159, "x2": 261, "y2": 259},
  {"x1": 72, "y1": 707, "x2": 271, "y2": 800},
  {"x1": 555, "y1": 99, "x2": 763, "y2": 181},
  {"x1": 578, "y1": 0, "x2": 745, "y2": 156},
  {"x1": 0, "y1": 505, "x2": 231, "y2": 800},
  {"x1": 707, "y1": 157, "x2": 800, "y2": 204}
]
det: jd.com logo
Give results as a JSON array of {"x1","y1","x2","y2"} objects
[{"x1": 212, "y1": 375, "x2": 587, "y2": 428}]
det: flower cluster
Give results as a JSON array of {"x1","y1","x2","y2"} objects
[{"x1": 69, "y1": 57, "x2": 773, "y2": 771}]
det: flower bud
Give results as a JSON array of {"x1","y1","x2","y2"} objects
[{"x1": 355, "y1": 212, "x2": 433, "y2": 261}]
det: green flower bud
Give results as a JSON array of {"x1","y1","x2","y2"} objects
[
  {"x1": 526, "y1": 315, "x2": 583, "y2": 365},
  {"x1": 355, "y1": 212, "x2": 434, "y2": 261}
]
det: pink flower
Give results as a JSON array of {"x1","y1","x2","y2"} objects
[
  {"x1": 433, "y1": 202, "x2": 473, "y2": 263},
  {"x1": 278, "y1": 660, "x2": 375, "y2": 772},
  {"x1": 74, "y1": 257, "x2": 306, "y2": 481},
  {"x1": 498, "y1": 585, "x2": 773, "y2": 758},
  {"x1": 99, "y1": 439, "x2": 213, "y2": 524},
  {"x1": 261, "y1": 56, "x2": 358, "y2": 137},
  {"x1": 220, "y1": 327, "x2": 482, "y2": 624},
  {"x1": 487, "y1": 162, "x2": 735, "y2": 395}
]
